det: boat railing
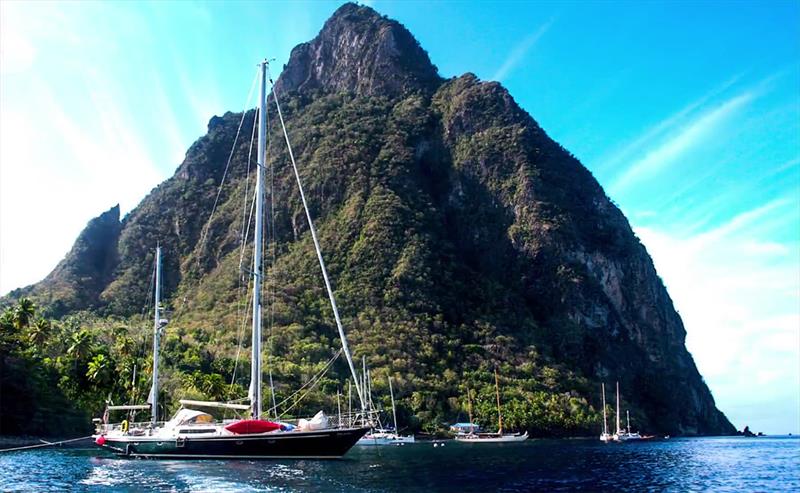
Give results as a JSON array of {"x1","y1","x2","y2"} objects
[
  {"x1": 273, "y1": 410, "x2": 380, "y2": 429},
  {"x1": 95, "y1": 420, "x2": 169, "y2": 435},
  {"x1": 326, "y1": 410, "x2": 382, "y2": 429},
  {"x1": 95, "y1": 409, "x2": 382, "y2": 435}
]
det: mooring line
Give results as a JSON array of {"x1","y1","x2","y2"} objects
[{"x1": 0, "y1": 435, "x2": 93, "y2": 453}]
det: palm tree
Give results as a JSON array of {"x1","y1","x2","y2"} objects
[
  {"x1": 0, "y1": 308, "x2": 14, "y2": 330},
  {"x1": 28, "y1": 318, "x2": 50, "y2": 350},
  {"x1": 13, "y1": 298, "x2": 35, "y2": 330},
  {"x1": 67, "y1": 329, "x2": 94, "y2": 362},
  {"x1": 87, "y1": 354, "x2": 111, "y2": 386}
]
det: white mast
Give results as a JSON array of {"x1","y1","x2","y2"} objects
[
  {"x1": 249, "y1": 60, "x2": 267, "y2": 419},
  {"x1": 268, "y1": 62, "x2": 366, "y2": 411},
  {"x1": 627, "y1": 410, "x2": 631, "y2": 433},
  {"x1": 602, "y1": 383, "x2": 608, "y2": 436},
  {"x1": 348, "y1": 380, "x2": 353, "y2": 427},
  {"x1": 616, "y1": 381, "x2": 621, "y2": 434},
  {"x1": 388, "y1": 376, "x2": 398, "y2": 433},
  {"x1": 337, "y1": 389, "x2": 342, "y2": 428},
  {"x1": 149, "y1": 246, "x2": 162, "y2": 425},
  {"x1": 362, "y1": 356, "x2": 368, "y2": 410}
]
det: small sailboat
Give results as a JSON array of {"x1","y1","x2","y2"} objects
[
  {"x1": 599, "y1": 382, "x2": 612, "y2": 442},
  {"x1": 454, "y1": 369, "x2": 528, "y2": 443},
  {"x1": 357, "y1": 368, "x2": 415, "y2": 445},
  {"x1": 92, "y1": 59, "x2": 370, "y2": 459},
  {"x1": 612, "y1": 381, "x2": 642, "y2": 442}
]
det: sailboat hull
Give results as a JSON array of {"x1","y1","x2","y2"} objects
[
  {"x1": 454, "y1": 431, "x2": 528, "y2": 443},
  {"x1": 96, "y1": 427, "x2": 370, "y2": 459}
]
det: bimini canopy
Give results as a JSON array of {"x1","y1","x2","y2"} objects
[
  {"x1": 450, "y1": 422, "x2": 481, "y2": 432},
  {"x1": 165, "y1": 409, "x2": 214, "y2": 429}
]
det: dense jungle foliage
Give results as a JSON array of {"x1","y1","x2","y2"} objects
[{"x1": 0, "y1": 298, "x2": 602, "y2": 437}]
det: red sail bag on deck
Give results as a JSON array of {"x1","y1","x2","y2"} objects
[{"x1": 225, "y1": 419, "x2": 281, "y2": 434}]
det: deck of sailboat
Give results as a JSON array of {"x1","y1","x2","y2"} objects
[{"x1": 454, "y1": 432, "x2": 529, "y2": 443}]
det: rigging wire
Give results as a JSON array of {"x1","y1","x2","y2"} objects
[
  {"x1": 130, "y1": 253, "x2": 158, "y2": 408},
  {"x1": 194, "y1": 67, "x2": 259, "y2": 280},
  {"x1": 229, "y1": 107, "x2": 260, "y2": 398},
  {"x1": 268, "y1": 349, "x2": 343, "y2": 418},
  {"x1": 266, "y1": 64, "x2": 366, "y2": 411},
  {"x1": 265, "y1": 90, "x2": 279, "y2": 420}
]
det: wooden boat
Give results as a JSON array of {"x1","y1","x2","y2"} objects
[{"x1": 454, "y1": 369, "x2": 528, "y2": 443}]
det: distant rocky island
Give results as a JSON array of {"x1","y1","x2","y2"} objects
[{"x1": 0, "y1": 3, "x2": 734, "y2": 438}]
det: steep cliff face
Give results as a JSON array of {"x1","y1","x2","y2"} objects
[
  {"x1": 5, "y1": 2, "x2": 733, "y2": 435},
  {"x1": 8, "y1": 205, "x2": 122, "y2": 317}
]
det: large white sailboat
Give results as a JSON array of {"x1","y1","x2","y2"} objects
[{"x1": 92, "y1": 59, "x2": 370, "y2": 459}]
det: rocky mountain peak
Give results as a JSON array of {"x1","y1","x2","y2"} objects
[{"x1": 275, "y1": 2, "x2": 442, "y2": 98}]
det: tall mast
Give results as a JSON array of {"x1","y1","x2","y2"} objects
[
  {"x1": 388, "y1": 376, "x2": 398, "y2": 433},
  {"x1": 627, "y1": 410, "x2": 630, "y2": 433},
  {"x1": 602, "y1": 383, "x2": 608, "y2": 435},
  {"x1": 616, "y1": 381, "x2": 621, "y2": 434},
  {"x1": 150, "y1": 246, "x2": 162, "y2": 424},
  {"x1": 494, "y1": 368, "x2": 503, "y2": 434},
  {"x1": 249, "y1": 60, "x2": 267, "y2": 419},
  {"x1": 348, "y1": 380, "x2": 352, "y2": 427},
  {"x1": 367, "y1": 368, "x2": 374, "y2": 411},
  {"x1": 362, "y1": 356, "x2": 367, "y2": 411},
  {"x1": 466, "y1": 387, "x2": 475, "y2": 434},
  {"x1": 268, "y1": 62, "x2": 365, "y2": 411},
  {"x1": 337, "y1": 389, "x2": 342, "y2": 428}
]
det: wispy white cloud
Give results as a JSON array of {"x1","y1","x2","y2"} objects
[
  {"x1": 596, "y1": 74, "x2": 743, "y2": 175},
  {"x1": 610, "y1": 91, "x2": 754, "y2": 194},
  {"x1": 0, "y1": 2, "x2": 181, "y2": 294},
  {"x1": 491, "y1": 19, "x2": 554, "y2": 82}
]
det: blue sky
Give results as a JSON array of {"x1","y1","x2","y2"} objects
[{"x1": 1, "y1": 0, "x2": 798, "y2": 434}]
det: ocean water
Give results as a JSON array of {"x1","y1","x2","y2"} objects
[{"x1": 1, "y1": 436, "x2": 798, "y2": 492}]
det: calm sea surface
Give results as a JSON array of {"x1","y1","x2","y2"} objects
[{"x1": 1, "y1": 436, "x2": 798, "y2": 492}]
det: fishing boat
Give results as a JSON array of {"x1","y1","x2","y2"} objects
[
  {"x1": 454, "y1": 369, "x2": 528, "y2": 443},
  {"x1": 612, "y1": 381, "x2": 642, "y2": 442},
  {"x1": 357, "y1": 375, "x2": 415, "y2": 445},
  {"x1": 92, "y1": 59, "x2": 370, "y2": 459},
  {"x1": 599, "y1": 382, "x2": 612, "y2": 442}
]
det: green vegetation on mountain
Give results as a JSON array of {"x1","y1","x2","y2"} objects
[{"x1": 0, "y1": 3, "x2": 733, "y2": 438}]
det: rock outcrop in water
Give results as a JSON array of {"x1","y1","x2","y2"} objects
[{"x1": 2, "y1": 3, "x2": 734, "y2": 436}]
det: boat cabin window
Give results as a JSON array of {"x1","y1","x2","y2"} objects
[{"x1": 188, "y1": 413, "x2": 213, "y2": 424}]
